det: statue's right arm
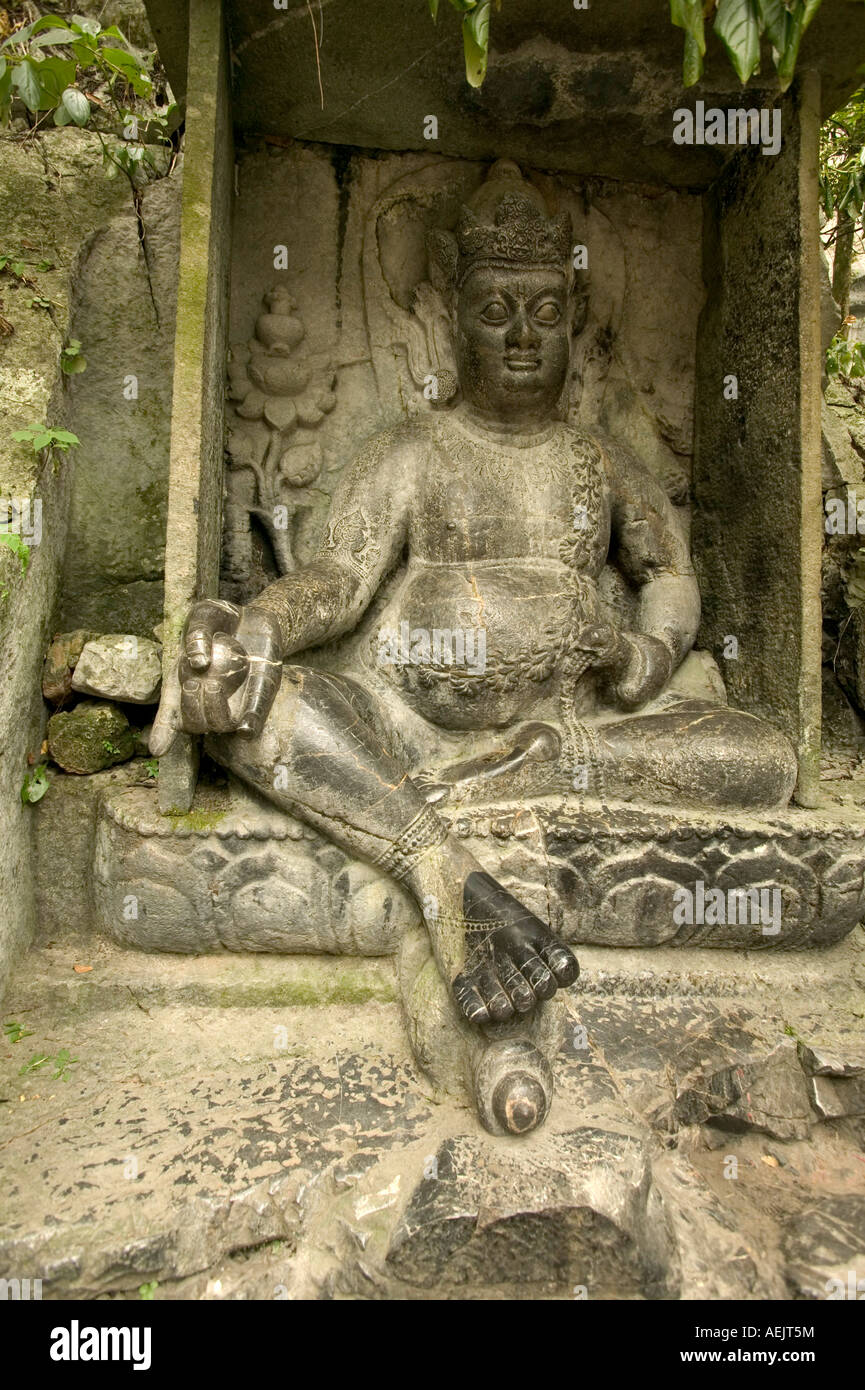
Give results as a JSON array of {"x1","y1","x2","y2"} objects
[
  {"x1": 149, "y1": 428, "x2": 417, "y2": 754},
  {"x1": 247, "y1": 426, "x2": 417, "y2": 657}
]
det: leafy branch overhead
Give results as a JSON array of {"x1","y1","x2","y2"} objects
[
  {"x1": 428, "y1": 0, "x2": 825, "y2": 90},
  {"x1": 671, "y1": 0, "x2": 824, "y2": 88}
]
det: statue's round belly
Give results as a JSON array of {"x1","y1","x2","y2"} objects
[{"x1": 369, "y1": 560, "x2": 581, "y2": 729}]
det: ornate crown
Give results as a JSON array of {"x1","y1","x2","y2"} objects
[{"x1": 428, "y1": 160, "x2": 573, "y2": 292}]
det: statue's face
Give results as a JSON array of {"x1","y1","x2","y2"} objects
[{"x1": 453, "y1": 266, "x2": 570, "y2": 423}]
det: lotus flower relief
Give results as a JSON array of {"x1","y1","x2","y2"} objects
[
  {"x1": 228, "y1": 286, "x2": 336, "y2": 433},
  {"x1": 225, "y1": 287, "x2": 337, "y2": 580}
]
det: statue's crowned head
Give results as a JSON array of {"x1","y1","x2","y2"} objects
[
  {"x1": 429, "y1": 159, "x2": 574, "y2": 294},
  {"x1": 428, "y1": 162, "x2": 585, "y2": 426}
]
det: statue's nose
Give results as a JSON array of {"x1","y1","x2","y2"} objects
[{"x1": 505, "y1": 308, "x2": 539, "y2": 349}]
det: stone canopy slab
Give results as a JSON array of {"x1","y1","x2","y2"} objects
[{"x1": 145, "y1": 0, "x2": 865, "y2": 186}]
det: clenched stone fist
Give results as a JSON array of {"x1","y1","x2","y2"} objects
[{"x1": 150, "y1": 599, "x2": 283, "y2": 755}]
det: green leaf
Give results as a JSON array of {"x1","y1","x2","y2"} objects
[
  {"x1": 670, "y1": 0, "x2": 706, "y2": 52},
  {"x1": 71, "y1": 14, "x2": 101, "y2": 36},
  {"x1": 755, "y1": 0, "x2": 789, "y2": 51},
  {"x1": 0, "y1": 533, "x2": 30, "y2": 574},
  {"x1": 31, "y1": 56, "x2": 77, "y2": 109},
  {"x1": 71, "y1": 38, "x2": 97, "y2": 64},
  {"x1": 428, "y1": 0, "x2": 440, "y2": 18},
  {"x1": 59, "y1": 86, "x2": 90, "y2": 126},
  {"x1": 21, "y1": 764, "x2": 49, "y2": 803},
  {"x1": 775, "y1": 0, "x2": 824, "y2": 89},
  {"x1": 682, "y1": 33, "x2": 704, "y2": 86},
  {"x1": 714, "y1": 0, "x2": 762, "y2": 84},
  {"x1": 29, "y1": 15, "x2": 74, "y2": 37},
  {"x1": 30, "y1": 28, "x2": 80, "y2": 48},
  {"x1": 462, "y1": 0, "x2": 489, "y2": 87},
  {"x1": 19, "y1": 1052, "x2": 50, "y2": 1074},
  {"x1": 11, "y1": 58, "x2": 43, "y2": 111}
]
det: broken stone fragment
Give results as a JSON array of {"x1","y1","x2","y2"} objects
[
  {"x1": 48, "y1": 700, "x2": 135, "y2": 774},
  {"x1": 809, "y1": 1073, "x2": 865, "y2": 1120},
  {"x1": 71, "y1": 635, "x2": 162, "y2": 704},
  {"x1": 42, "y1": 629, "x2": 99, "y2": 704},
  {"x1": 798, "y1": 1042, "x2": 865, "y2": 1077},
  {"x1": 673, "y1": 1038, "x2": 814, "y2": 1141}
]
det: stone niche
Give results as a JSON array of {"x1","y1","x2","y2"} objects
[{"x1": 92, "y1": 1, "x2": 865, "y2": 975}]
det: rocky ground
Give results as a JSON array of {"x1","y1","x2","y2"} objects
[{"x1": 1, "y1": 928, "x2": 863, "y2": 1301}]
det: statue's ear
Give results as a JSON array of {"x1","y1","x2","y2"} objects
[{"x1": 426, "y1": 229, "x2": 458, "y2": 300}]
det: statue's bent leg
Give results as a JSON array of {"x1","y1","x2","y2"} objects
[
  {"x1": 206, "y1": 665, "x2": 576, "y2": 1134},
  {"x1": 206, "y1": 666, "x2": 578, "y2": 990},
  {"x1": 593, "y1": 699, "x2": 798, "y2": 810}
]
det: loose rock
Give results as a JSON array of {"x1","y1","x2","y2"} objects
[
  {"x1": 71, "y1": 634, "x2": 162, "y2": 704},
  {"x1": 48, "y1": 700, "x2": 135, "y2": 774},
  {"x1": 42, "y1": 629, "x2": 99, "y2": 704}
]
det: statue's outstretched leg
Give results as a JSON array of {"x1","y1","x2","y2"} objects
[{"x1": 207, "y1": 665, "x2": 578, "y2": 1132}]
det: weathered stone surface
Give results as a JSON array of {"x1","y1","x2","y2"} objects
[
  {"x1": 651, "y1": 1155, "x2": 771, "y2": 1300},
  {"x1": 783, "y1": 1197, "x2": 865, "y2": 1300},
  {"x1": 673, "y1": 1039, "x2": 814, "y2": 1141},
  {"x1": 2, "y1": 931, "x2": 864, "y2": 1299},
  {"x1": 48, "y1": 701, "x2": 135, "y2": 774},
  {"x1": 155, "y1": 0, "x2": 233, "y2": 817},
  {"x1": 0, "y1": 128, "x2": 132, "y2": 998},
  {"x1": 693, "y1": 78, "x2": 823, "y2": 803},
  {"x1": 41, "y1": 629, "x2": 99, "y2": 704},
  {"x1": 58, "y1": 170, "x2": 181, "y2": 636},
  {"x1": 71, "y1": 635, "x2": 162, "y2": 704},
  {"x1": 32, "y1": 764, "x2": 154, "y2": 940},
  {"x1": 94, "y1": 783, "x2": 418, "y2": 954},
  {"x1": 386, "y1": 1129, "x2": 674, "y2": 1296}
]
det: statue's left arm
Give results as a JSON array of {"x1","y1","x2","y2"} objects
[{"x1": 602, "y1": 437, "x2": 700, "y2": 709}]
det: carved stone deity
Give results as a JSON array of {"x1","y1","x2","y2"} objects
[{"x1": 150, "y1": 161, "x2": 797, "y2": 1135}]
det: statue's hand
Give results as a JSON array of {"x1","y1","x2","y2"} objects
[
  {"x1": 610, "y1": 631, "x2": 673, "y2": 710},
  {"x1": 150, "y1": 599, "x2": 283, "y2": 756}
]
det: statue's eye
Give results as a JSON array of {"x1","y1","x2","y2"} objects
[
  {"x1": 533, "y1": 301, "x2": 561, "y2": 325},
  {"x1": 481, "y1": 301, "x2": 508, "y2": 324}
]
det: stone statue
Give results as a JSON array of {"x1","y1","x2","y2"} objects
[{"x1": 150, "y1": 161, "x2": 797, "y2": 1134}]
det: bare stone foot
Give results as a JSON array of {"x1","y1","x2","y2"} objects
[{"x1": 452, "y1": 869, "x2": 579, "y2": 1026}]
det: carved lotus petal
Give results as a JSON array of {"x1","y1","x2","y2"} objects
[
  {"x1": 279, "y1": 443, "x2": 321, "y2": 487},
  {"x1": 236, "y1": 387, "x2": 266, "y2": 420},
  {"x1": 249, "y1": 358, "x2": 310, "y2": 395},
  {"x1": 263, "y1": 396, "x2": 298, "y2": 431},
  {"x1": 295, "y1": 400, "x2": 324, "y2": 428}
]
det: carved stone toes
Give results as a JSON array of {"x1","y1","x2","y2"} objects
[{"x1": 473, "y1": 1038, "x2": 553, "y2": 1137}]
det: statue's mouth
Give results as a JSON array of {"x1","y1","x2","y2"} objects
[{"x1": 504, "y1": 355, "x2": 541, "y2": 372}]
